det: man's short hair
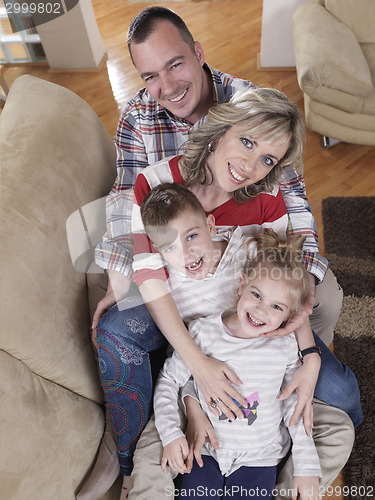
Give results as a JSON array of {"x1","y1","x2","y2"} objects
[
  {"x1": 127, "y1": 6, "x2": 195, "y2": 63},
  {"x1": 141, "y1": 182, "x2": 206, "y2": 230}
]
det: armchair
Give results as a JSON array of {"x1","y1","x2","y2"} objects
[{"x1": 293, "y1": 0, "x2": 375, "y2": 147}]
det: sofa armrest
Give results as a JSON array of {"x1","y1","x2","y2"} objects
[{"x1": 293, "y1": 3, "x2": 372, "y2": 111}]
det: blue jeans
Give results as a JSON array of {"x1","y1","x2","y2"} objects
[
  {"x1": 97, "y1": 296, "x2": 167, "y2": 476},
  {"x1": 97, "y1": 299, "x2": 362, "y2": 475},
  {"x1": 313, "y1": 332, "x2": 363, "y2": 427},
  {"x1": 175, "y1": 456, "x2": 277, "y2": 499}
]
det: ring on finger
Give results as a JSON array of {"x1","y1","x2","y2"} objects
[
  {"x1": 213, "y1": 398, "x2": 221, "y2": 406},
  {"x1": 211, "y1": 402, "x2": 217, "y2": 409}
]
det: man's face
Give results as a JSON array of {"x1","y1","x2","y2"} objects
[
  {"x1": 147, "y1": 208, "x2": 219, "y2": 280},
  {"x1": 130, "y1": 21, "x2": 207, "y2": 124}
]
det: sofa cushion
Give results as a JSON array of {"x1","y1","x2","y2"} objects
[
  {"x1": 0, "y1": 75, "x2": 116, "y2": 402},
  {"x1": 325, "y1": 0, "x2": 375, "y2": 44},
  {"x1": 304, "y1": 94, "x2": 375, "y2": 145},
  {"x1": 0, "y1": 351, "x2": 105, "y2": 500},
  {"x1": 293, "y1": 3, "x2": 373, "y2": 107},
  {"x1": 361, "y1": 44, "x2": 375, "y2": 116}
]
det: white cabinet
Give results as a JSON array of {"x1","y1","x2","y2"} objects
[
  {"x1": 260, "y1": 0, "x2": 310, "y2": 68},
  {"x1": 0, "y1": 0, "x2": 105, "y2": 69}
]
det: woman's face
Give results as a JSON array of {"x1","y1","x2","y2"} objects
[{"x1": 207, "y1": 125, "x2": 290, "y2": 193}]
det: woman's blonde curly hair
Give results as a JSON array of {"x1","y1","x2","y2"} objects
[{"x1": 180, "y1": 87, "x2": 305, "y2": 202}]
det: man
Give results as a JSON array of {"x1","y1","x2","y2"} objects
[{"x1": 78, "y1": 7, "x2": 353, "y2": 500}]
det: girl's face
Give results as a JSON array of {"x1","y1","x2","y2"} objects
[
  {"x1": 235, "y1": 272, "x2": 293, "y2": 338},
  {"x1": 207, "y1": 125, "x2": 290, "y2": 194}
]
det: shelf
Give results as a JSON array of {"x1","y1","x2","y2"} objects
[
  {"x1": 1, "y1": 33, "x2": 40, "y2": 42},
  {"x1": 0, "y1": 1, "x2": 46, "y2": 64}
]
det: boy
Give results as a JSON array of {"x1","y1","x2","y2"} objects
[{"x1": 136, "y1": 182, "x2": 250, "y2": 323}]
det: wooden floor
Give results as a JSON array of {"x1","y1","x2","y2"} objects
[{"x1": 1, "y1": 2, "x2": 367, "y2": 495}]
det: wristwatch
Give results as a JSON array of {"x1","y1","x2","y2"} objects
[{"x1": 298, "y1": 346, "x2": 321, "y2": 362}]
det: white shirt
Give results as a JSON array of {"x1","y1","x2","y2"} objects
[{"x1": 154, "y1": 314, "x2": 321, "y2": 478}]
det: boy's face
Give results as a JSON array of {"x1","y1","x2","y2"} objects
[
  {"x1": 235, "y1": 270, "x2": 293, "y2": 338},
  {"x1": 148, "y1": 208, "x2": 219, "y2": 280}
]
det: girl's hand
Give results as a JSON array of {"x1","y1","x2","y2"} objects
[
  {"x1": 292, "y1": 476, "x2": 321, "y2": 500},
  {"x1": 278, "y1": 354, "x2": 321, "y2": 435},
  {"x1": 184, "y1": 396, "x2": 219, "y2": 470},
  {"x1": 161, "y1": 437, "x2": 190, "y2": 475},
  {"x1": 191, "y1": 356, "x2": 247, "y2": 420}
]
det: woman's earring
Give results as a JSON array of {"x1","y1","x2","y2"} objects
[{"x1": 208, "y1": 142, "x2": 214, "y2": 153}]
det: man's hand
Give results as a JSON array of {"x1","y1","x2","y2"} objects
[
  {"x1": 191, "y1": 356, "x2": 247, "y2": 420},
  {"x1": 261, "y1": 273, "x2": 315, "y2": 339},
  {"x1": 292, "y1": 476, "x2": 321, "y2": 500},
  {"x1": 278, "y1": 354, "x2": 321, "y2": 435},
  {"x1": 184, "y1": 396, "x2": 219, "y2": 471},
  {"x1": 161, "y1": 437, "x2": 190, "y2": 475},
  {"x1": 91, "y1": 270, "x2": 131, "y2": 347}
]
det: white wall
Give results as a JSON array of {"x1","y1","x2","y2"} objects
[
  {"x1": 260, "y1": 0, "x2": 310, "y2": 68},
  {"x1": 37, "y1": 0, "x2": 105, "y2": 69}
]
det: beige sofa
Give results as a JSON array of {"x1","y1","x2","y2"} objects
[
  {"x1": 293, "y1": 0, "x2": 375, "y2": 146},
  {"x1": 0, "y1": 75, "x2": 121, "y2": 500}
]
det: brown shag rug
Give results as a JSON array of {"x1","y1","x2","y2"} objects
[{"x1": 322, "y1": 197, "x2": 375, "y2": 499}]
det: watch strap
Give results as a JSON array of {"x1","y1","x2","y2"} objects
[{"x1": 298, "y1": 346, "x2": 321, "y2": 362}]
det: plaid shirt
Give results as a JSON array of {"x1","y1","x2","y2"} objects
[{"x1": 95, "y1": 65, "x2": 328, "y2": 282}]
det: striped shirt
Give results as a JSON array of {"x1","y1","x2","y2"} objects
[
  {"x1": 154, "y1": 314, "x2": 322, "y2": 478},
  {"x1": 131, "y1": 156, "x2": 288, "y2": 287},
  {"x1": 94, "y1": 65, "x2": 328, "y2": 282}
]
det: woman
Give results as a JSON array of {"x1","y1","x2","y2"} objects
[{"x1": 96, "y1": 88, "x2": 361, "y2": 496}]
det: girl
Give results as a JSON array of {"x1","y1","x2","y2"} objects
[{"x1": 154, "y1": 230, "x2": 321, "y2": 500}]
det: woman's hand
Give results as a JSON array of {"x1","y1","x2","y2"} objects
[
  {"x1": 161, "y1": 437, "x2": 190, "y2": 475},
  {"x1": 190, "y1": 355, "x2": 247, "y2": 420},
  {"x1": 278, "y1": 353, "x2": 321, "y2": 435},
  {"x1": 292, "y1": 476, "x2": 321, "y2": 500},
  {"x1": 184, "y1": 396, "x2": 219, "y2": 470}
]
